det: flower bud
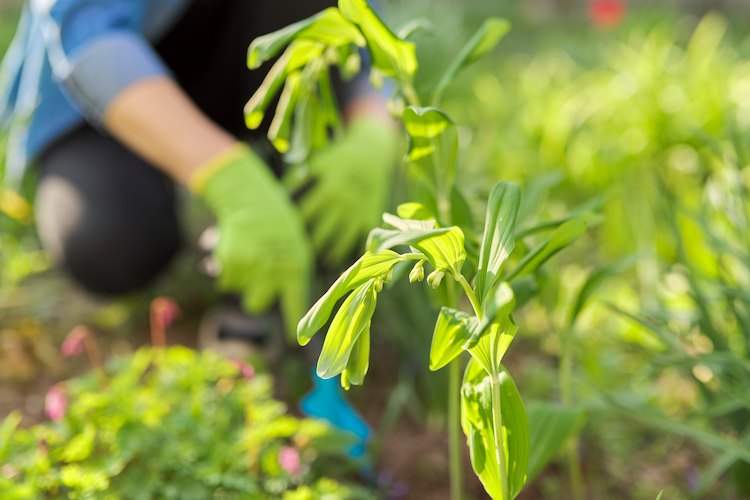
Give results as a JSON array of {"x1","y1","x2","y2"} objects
[
  {"x1": 409, "y1": 262, "x2": 425, "y2": 283},
  {"x1": 383, "y1": 268, "x2": 394, "y2": 284},
  {"x1": 374, "y1": 277, "x2": 384, "y2": 293},
  {"x1": 427, "y1": 270, "x2": 445, "y2": 289}
]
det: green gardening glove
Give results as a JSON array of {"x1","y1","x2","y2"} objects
[
  {"x1": 300, "y1": 116, "x2": 399, "y2": 265},
  {"x1": 192, "y1": 144, "x2": 312, "y2": 338}
]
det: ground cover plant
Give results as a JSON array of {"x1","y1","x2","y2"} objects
[{"x1": 0, "y1": 300, "x2": 376, "y2": 500}]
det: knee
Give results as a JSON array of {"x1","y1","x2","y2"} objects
[{"x1": 36, "y1": 175, "x2": 181, "y2": 295}]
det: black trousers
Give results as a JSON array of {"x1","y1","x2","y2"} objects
[{"x1": 35, "y1": 0, "x2": 338, "y2": 295}]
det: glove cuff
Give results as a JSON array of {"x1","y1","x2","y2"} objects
[{"x1": 188, "y1": 142, "x2": 253, "y2": 194}]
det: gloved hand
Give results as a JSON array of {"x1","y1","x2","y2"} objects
[
  {"x1": 191, "y1": 143, "x2": 312, "y2": 338},
  {"x1": 300, "y1": 116, "x2": 399, "y2": 265}
]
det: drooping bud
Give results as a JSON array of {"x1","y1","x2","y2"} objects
[
  {"x1": 383, "y1": 267, "x2": 394, "y2": 284},
  {"x1": 374, "y1": 277, "x2": 384, "y2": 293},
  {"x1": 427, "y1": 270, "x2": 445, "y2": 289},
  {"x1": 409, "y1": 261, "x2": 425, "y2": 283}
]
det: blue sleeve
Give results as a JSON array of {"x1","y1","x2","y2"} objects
[{"x1": 34, "y1": 0, "x2": 174, "y2": 123}]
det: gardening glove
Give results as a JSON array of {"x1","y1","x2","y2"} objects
[
  {"x1": 191, "y1": 143, "x2": 312, "y2": 338},
  {"x1": 300, "y1": 116, "x2": 399, "y2": 265}
]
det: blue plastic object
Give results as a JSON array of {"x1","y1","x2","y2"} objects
[{"x1": 300, "y1": 371, "x2": 371, "y2": 458}]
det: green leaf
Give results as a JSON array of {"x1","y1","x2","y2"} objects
[
  {"x1": 0, "y1": 411, "x2": 21, "y2": 461},
  {"x1": 505, "y1": 220, "x2": 587, "y2": 281},
  {"x1": 348, "y1": 250, "x2": 406, "y2": 289},
  {"x1": 339, "y1": 0, "x2": 417, "y2": 81},
  {"x1": 465, "y1": 282, "x2": 515, "y2": 350},
  {"x1": 298, "y1": 258, "x2": 363, "y2": 345},
  {"x1": 429, "y1": 307, "x2": 477, "y2": 371},
  {"x1": 367, "y1": 227, "x2": 450, "y2": 253},
  {"x1": 526, "y1": 401, "x2": 585, "y2": 481},
  {"x1": 317, "y1": 280, "x2": 377, "y2": 378},
  {"x1": 397, "y1": 202, "x2": 437, "y2": 222},
  {"x1": 568, "y1": 253, "x2": 647, "y2": 328},
  {"x1": 268, "y1": 70, "x2": 302, "y2": 153},
  {"x1": 341, "y1": 322, "x2": 370, "y2": 390},
  {"x1": 414, "y1": 226, "x2": 467, "y2": 276},
  {"x1": 469, "y1": 315, "x2": 518, "y2": 377},
  {"x1": 244, "y1": 40, "x2": 323, "y2": 130},
  {"x1": 396, "y1": 18, "x2": 433, "y2": 40},
  {"x1": 656, "y1": 491, "x2": 664, "y2": 500},
  {"x1": 475, "y1": 182, "x2": 521, "y2": 303},
  {"x1": 461, "y1": 359, "x2": 529, "y2": 499},
  {"x1": 403, "y1": 107, "x2": 458, "y2": 196},
  {"x1": 432, "y1": 18, "x2": 510, "y2": 105},
  {"x1": 247, "y1": 8, "x2": 364, "y2": 69}
]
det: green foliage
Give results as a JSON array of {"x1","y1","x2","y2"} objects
[
  {"x1": 461, "y1": 359, "x2": 529, "y2": 500},
  {"x1": 474, "y1": 182, "x2": 521, "y2": 303},
  {"x1": 248, "y1": 3, "x2": 588, "y2": 497},
  {"x1": 0, "y1": 348, "x2": 376, "y2": 500},
  {"x1": 526, "y1": 402, "x2": 585, "y2": 482},
  {"x1": 432, "y1": 17, "x2": 510, "y2": 105}
]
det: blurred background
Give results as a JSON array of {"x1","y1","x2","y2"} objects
[{"x1": 3, "y1": 0, "x2": 750, "y2": 498}]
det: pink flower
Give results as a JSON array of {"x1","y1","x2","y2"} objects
[
  {"x1": 590, "y1": 0, "x2": 626, "y2": 29},
  {"x1": 278, "y1": 446, "x2": 301, "y2": 475},
  {"x1": 230, "y1": 358, "x2": 255, "y2": 380},
  {"x1": 45, "y1": 385, "x2": 67, "y2": 422},
  {"x1": 61, "y1": 326, "x2": 89, "y2": 357},
  {"x1": 151, "y1": 297, "x2": 181, "y2": 330}
]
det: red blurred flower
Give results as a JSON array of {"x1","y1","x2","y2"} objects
[
  {"x1": 151, "y1": 297, "x2": 181, "y2": 330},
  {"x1": 230, "y1": 358, "x2": 255, "y2": 380},
  {"x1": 590, "y1": 0, "x2": 626, "y2": 29},
  {"x1": 278, "y1": 446, "x2": 301, "y2": 475},
  {"x1": 45, "y1": 385, "x2": 67, "y2": 422},
  {"x1": 61, "y1": 326, "x2": 88, "y2": 357}
]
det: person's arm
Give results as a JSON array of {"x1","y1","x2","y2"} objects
[{"x1": 103, "y1": 76, "x2": 237, "y2": 185}]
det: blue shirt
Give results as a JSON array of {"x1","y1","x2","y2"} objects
[{"x1": 0, "y1": 0, "x2": 192, "y2": 186}]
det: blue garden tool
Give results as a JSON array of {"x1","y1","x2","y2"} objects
[{"x1": 300, "y1": 370, "x2": 371, "y2": 459}]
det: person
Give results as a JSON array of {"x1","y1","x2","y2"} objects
[{"x1": 0, "y1": 0, "x2": 398, "y2": 457}]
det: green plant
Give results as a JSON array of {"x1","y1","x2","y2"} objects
[
  {"x1": 244, "y1": 2, "x2": 587, "y2": 498},
  {"x1": 0, "y1": 346, "x2": 377, "y2": 500}
]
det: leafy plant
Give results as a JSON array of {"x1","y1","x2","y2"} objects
[
  {"x1": 245, "y1": 2, "x2": 587, "y2": 498},
  {"x1": 0, "y1": 347, "x2": 377, "y2": 500}
]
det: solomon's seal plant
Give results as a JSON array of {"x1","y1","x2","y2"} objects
[{"x1": 246, "y1": 1, "x2": 586, "y2": 498}]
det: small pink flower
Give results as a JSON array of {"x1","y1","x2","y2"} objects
[
  {"x1": 230, "y1": 358, "x2": 255, "y2": 380},
  {"x1": 61, "y1": 326, "x2": 89, "y2": 357},
  {"x1": 151, "y1": 297, "x2": 181, "y2": 330},
  {"x1": 45, "y1": 385, "x2": 67, "y2": 423},
  {"x1": 590, "y1": 0, "x2": 626, "y2": 29},
  {"x1": 278, "y1": 446, "x2": 301, "y2": 475}
]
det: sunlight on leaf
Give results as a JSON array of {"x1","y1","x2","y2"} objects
[
  {"x1": 475, "y1": 182, "x2": 521, "y2": 303},
  {"x1": 430, "y1": 307, "x2": 477, "y2": 371},
  {"x1": 462, "y1": 360, "x2": 529, "y2": 500}
]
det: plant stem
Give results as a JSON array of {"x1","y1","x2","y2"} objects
[
  {"x1": 560, "y1": 328, "x2": 584, "y2": 500},
  {"x1": 456, "y1": 274, "x2": 483, "y2": 320},
  {"x1": 402, "y1": 82, "x2": 421, "y2": 107},
  {"x1": 491, "y1": 375, "x2": 509, "y2": 500},
  {"x1": 448, "y1": 358, "x2": 463, "y2": 500}
]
